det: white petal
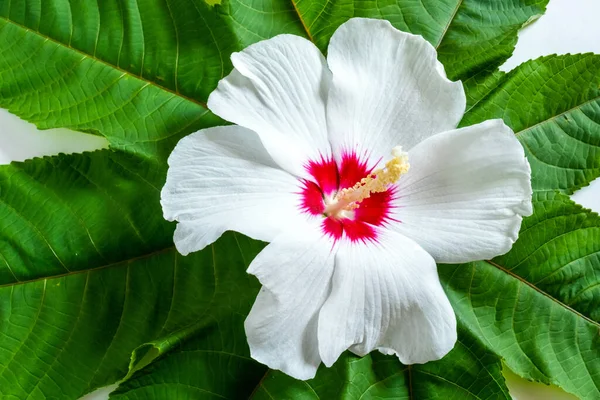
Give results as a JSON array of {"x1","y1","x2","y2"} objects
[
  {"x1": 326, "y1": 18, "x2": 465, "y2": 162},
  {"x1": 161, "y1": 125, "x2": 301, "y2": 255},
  {"x1": 391, "y1": 119, "x2": 533, "y2": 263},
  {"x1": 208, "y1": 35, "x2": 332, "y2": 177},
  {"x1": 318, "y1": 228, "x2": 456, "y2": 367},
  {"x1": 245, "y1": 220, "x2": 336, "y2": 380}
]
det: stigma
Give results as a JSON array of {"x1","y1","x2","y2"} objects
[{"x1": 324, "y1": 146, "x2": 409, "y2": 218}]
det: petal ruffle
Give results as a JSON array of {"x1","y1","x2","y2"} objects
[
  {"x1": 391, "y1": 119, "x2": 533, "y2": 263},
  {"x1": 208, "y1": 34, "x2": 332, "y2": 177},
  {"x1": 326, "y1": 18, "x2": 465, "y2": 163},
  {"x1": 161, "y1": 125, "x2": 301, "y2": 255},
  {"x1": 245, "y1": 220, "x2": 336, "y2": 380},
  {"x1": 318, "y1": 228, "x2": 456, "y2": 366}
]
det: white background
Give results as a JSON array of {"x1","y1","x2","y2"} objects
[{"x1": 0, "y1": 0, "x2": 597, "y2": 398}]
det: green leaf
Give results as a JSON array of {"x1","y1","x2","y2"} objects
[
  {"x1": 0, "y1": 156, "x2": 264, "y2": 398},
  {"x1": 444, "y1": 55, "x2": 600, "y2": 398},
  {"x1": 0, "y1": 150, "x2": 169, "y2": 284},
  {"x1": 0, "y1": 13, "x2": 207, "y2": 161},
  {"x1": 495, "y1": 191, "x2": 600, "y2": 323},
  {"x1": 0, "y1": 0, "x2": 308, "y2": 161},
  {"x1": 251, "y1": 326, "x2": 512, "y2": 400},
  {"x1": 462, "y1": 54, "x2": 600, "y2": 194},
  {"x1": 440, "y1": 193, "x2": 600, "y2": 399},
  {"x1": 292, "y1": 0, "x2": 548, "y2": 79},
  {"x1": 114, "y1": 324, "x2": 512, "y2": 399},
  {"x1": 0, "y1": 149, "x2": 267, "y2": 398},
  {"x1": 0, "y1": 7, "x2": 310, "y2": 395},
  {"x1": 218, "y1": 0, "x2": 309, "y2": 47},
  {"x1": 434, "y1": 0, "x2": 547, "y2": 80},
  {"x1": 462, "y1": 69, "x2": 506, "y2": 110},
  {"x1": 454, "y1": 59, "x2": 600, "y2": 399},
  {"x1": 110, "y1": 313, "x2": 267, "y2": 400}
]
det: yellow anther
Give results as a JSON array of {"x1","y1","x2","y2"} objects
[{"x1": 324, "y1": 146, "x2": 410, "y2": 217}]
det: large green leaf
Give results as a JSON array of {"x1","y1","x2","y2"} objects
[
  {"x1": 112, "y1": 324, "x2": 512, "y2": 400},
  {"x1": 292, "y1": 0, "x2": 548, "y2": 79},
  {"x1": 0, "y1": 235, "x2": 262, "y2": 399},
  {"x1": 110, "y1": 313, "x2": 266, "y2": 400},
  {"x1": 250, "y1": 325, "x2": 512, "y2": 400},
  {"x1": 0, "y1": 0, "x2": 308, "y2": 161},
  {"x1": 494, "y1": 191, "x2": 600, "y2": 323},
  {"x1": 462, "y1": 54, "x2": 600, "y2": 194},
  {"x1": 440, "y1": 193, "x2": 600, "y2": 399},
  {"x1": 0, "y1": 149, "x2": 266, "y2": 398},
  {"x1": 0, "y1": 150, "x2": 170, "y2": 284}
]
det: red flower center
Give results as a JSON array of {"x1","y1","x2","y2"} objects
[{"x1": 299, "y1": 152, "x2": 396, "y2": 242}]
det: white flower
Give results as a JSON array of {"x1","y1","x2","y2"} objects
[{"x1": 161, "y1": 18, "x2": 532, "y2": 380}]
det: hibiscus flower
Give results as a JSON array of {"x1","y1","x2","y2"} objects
[{"x1": 161, "y1": 18, "x2": 532, "y2": 380}]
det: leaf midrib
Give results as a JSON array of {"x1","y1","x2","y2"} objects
[
  {"x1": 434, "y1": 0, "x2": 464, "y2": 48},
  {"x1": 514, "y1": 94, "x2": 600, "y2": 138},
  {"x1": 485, "y1": 259, "x2": 599, "y2": 328},
  {"x1": 0, "y1": 246, "x2": 174, "y2": 289},
  {"x1": 0, "y1": 16, "x2": 208, "y2": 110},
  {"x1": 287, "y1": 0, "x2": 464, "y2": 49},
  {"x1": 290, "y1": 0, "x2": 314, "y2": 43}
]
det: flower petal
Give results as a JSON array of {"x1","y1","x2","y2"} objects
[
  {"x1": 208, "y1": 34, "x2": 332, "y2": 177},
  {"x1": 318, "y1": 228, "x2": 456, "y2": 367},
  {"x1": 391, "y1": 119, "x2": 533, "y2": 263},
  {"x1": 326, "y1": 18, "x2": 465, "y2": 162},
  {"x1": 161, "y1": 125, "x2": 301, "y2": 255},
  {"x1": 245, "y1": 220, "x2": 336, "y2": 380}
]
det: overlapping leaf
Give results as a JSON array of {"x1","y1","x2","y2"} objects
[
  {"x1": 441, "y1": 196, "x2": 600, "y2": 399},
  {"x1": 292, "y1": 0, "x2": 548, "y2": 79},
  {"x1": 0, "y1": 150, "x2": 171, "y2": 284},
  {"x1": 463, "y1": 54, "x2": 600, "y2": 194},
  {"x1": 0, "y1": 0, "x2": 599, "y2": 399},
  {"x1": 251, "y1": 325, "x2": 512, "y2": 400},
  {"x1": 0, "y1": 150, "x2": 267, "y2": 398}
]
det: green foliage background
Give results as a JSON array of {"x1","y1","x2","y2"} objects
[{"x1": 0, "y1": 0, "x2": 599, "y2": 398}]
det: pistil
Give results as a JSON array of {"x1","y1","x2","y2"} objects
[{"x1": 324, "y1": 146, "x2": 409, "y2": 218}]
